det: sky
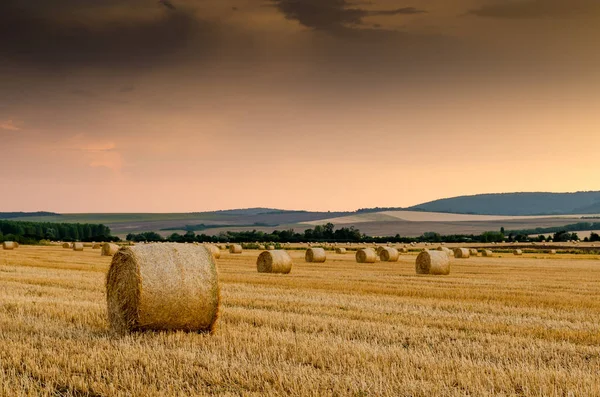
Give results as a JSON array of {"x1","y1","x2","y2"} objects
[{"x1": 1, "y1": 0, "x2": 599, "y2": 212}]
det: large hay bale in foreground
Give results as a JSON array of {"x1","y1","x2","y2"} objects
[
  {"x1": 379, "y1": 247, "x2": 399, "y2": 262},
  {"x1": 514, "y1": 249, "x2": 523, "y2": 256},
  {"x1": 73, "y1": 243, "x2": 84, "y2": 251},
  {"x1": 62, "y1": 242, "x2": 71, "y2": 249},
  {"x1": 2, "y1": 241, "x2": 15, "y2": 250},
  {"x1": 229, "y1": 244, "x2": 242, "y2": 254},
  {"x1": 482, "y1": 249, "x2": 493, "y2": 257},
  {"x1": 416, "y1": 250, "x2": 450, "y2": 275},
  {"x1": 453, "y1": 248, "x2": 470, "y2": 259},
  {"x1": 335, "y1": 247, "x2": 347, "y2": 254},
  {"x1": 356, "y1": 248, "x2": 377, "y2": 263},
  {"x1": 469, "y1": 248, "x2": 478, "y2": 256},
  {"x1": 205, "y1": 245, "x2": 221, "y2": 259},
  {"x1": 305, "y1": 247, "x2": 326, "y2": 263},
  {"x1": 106, "y1": 243, "x2": 220, "y2": 334},
  {"x1": 102, "y1": 243, "x2": 120, "y2": 257},
  {"x1": 257, "y1": 250, "x2": 292, "y2": 274}
]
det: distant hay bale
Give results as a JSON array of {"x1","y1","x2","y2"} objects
[
  {"x1": 376, "y1": 246, "x2": 386, "y2": 255},
  {"x1": 453, "y1": 248, "x2": 470, "y2": 258},
  {"x1": 106, "y1": 243, "x2": 220, "y2": 334},
  {"x1": 514, "y1": 249, "x2": 523, "y2": 256},
  {"x1": 549, "y1": 249, "x2": 557, "y2": 255},
  {"x1": 205, "y1": 245, "x2": 221, "y2": 259},
  {"x1": 83, "y1": 243, "x2": 93, "y2": 248},
  {"x1": 229, "y1": 244, "x2": 242, "y2": 254},
  {"x1": 62, "y1": 242, "x2": 71, "y2": 249},
  {"x1": 257, "y1": 250, "x2": 292, "y2": 274},
  {"x1": 2, "y1": 241, "x2": 15, "y2": 250},
  {"x1": 73, "y1": 243, "x2": 84, "y2": 251},
  {"x1": 93, "y1": 243, "x2": 102, "y2": 249},
  {"x1": 101, "y1": 243, "x2": 120, "y2": 256},
  {"x1": 267, "y1": 245, "x2": 275, "y2": 251},
  {"x1": 305, "y1": 247, "x2": 326, "y2": 263},
  {"x1": 13, "y1": 242, "x2": 19, "y2": 248},
  {"x1": 379, "y1": 247, "x2": 399, "y2": 262},
  {"x1": 469, "y1": 248, "x2": 478, "y2": 256},
  {"x1": 482, "y1": 250, "x2": 493, "y2": 257},
  {"x1": 416, "y1": 250, "x2": 450, "y2": 275},
  {"x1": 399, "y1": 247, "x2": 408, "y2": 253},
  {"x1": 258, "y1": 245, "x2": 266, "y2": 250},
  {"x1": 438, "y1": 246, "x2": 453, "y2": 256},
  {"x1": 335, "y1": 247, "x2": 347, "y2": 254},
  {"x1": 356, "y1": 248, "x2": 377, "y2": 263}
]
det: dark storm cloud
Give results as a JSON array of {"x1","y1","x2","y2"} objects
[
  {"x1": 0, "y1": 0, "x2": 213, "y2": 69},
  {"x1": 468, "y1": 0, "x2": 600, "y2": 19},
  {"x1": 268, "y1": 0, "x2": 425, "y2": 33}
]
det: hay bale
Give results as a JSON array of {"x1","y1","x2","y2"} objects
[
  {"x1": 73, "y1": 243, "x2": 84, "y2": 251},
  {"x1": 62, "y1": 242, "x2": 71, "y2": 249},
  {"x1": 93, "y1": 243, "x2": 102, "y2": 249},
  {"x1": 482, "y1": 249, "x2": 493, "y2": 257},
  {"x1": 416, "y1": 250, "x2": 450, "y2": 275},
  {"x1": 438, "y1": 246, "x2": 453, "y2": 256},
  {"x1": 376, "y1": 246, "x2": 386, "y2": 255},
  {"x1": 267, "y1": 245, "x2": 275, "y2": 251},
  {"x1": 205, "y1": 245, "x2": 221, "y2": 259},
  {"x1": 514, "y1": 249, "x2": 523, "y2": 256},
  {"x1": 106, "y1": 243, "x2": 220, "y2": 334},
  {"x1": 453, "y1": 248, "x2": 470, "y2": 259},
  {"x1": 258, "y1": 245, "x2": 266, "y2": 250},
  {"x1": 83, "y1": 243, "x2": 93, "y2": 248},
  {"x1": 305, "y1": 247, "x2": 326, "y2": 263},
  {"x1": 257, "y1": 250, "x2": 292, "y2": 274},
  {"x1": 469, "y1": 248, "x2": 478, "y2": 256},
  {"x1": 13, "y1": 242, "x2": 19, "y2": 248},
  {"x1": 379, "y1": 247, "x2": 399, "y2": 262},
  {"x1": 335, "y1": 247, "x2": 347, "y2": 254},
  {"x1": 2, "y1": 241, "x2": 15, "y2": 250},
  {"x1": 229, "y1": 244, "x2": 242, "y2": 254},
  {"x1": 356, "y1": 248, "x2": 377, "y2": 263},
  {"x1": 399, "y1": 247, "x2": 408, "y2": 253},
  {"x1": 549, "y1": 249, "x2": 557, "y2": 255},
  {"x1": 102, "y1": 243, "x2": 120, "y2": 257}
]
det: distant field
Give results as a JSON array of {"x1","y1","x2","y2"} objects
[{"x1": 1, "y1": 245, "x2": 600, "y2": 395}]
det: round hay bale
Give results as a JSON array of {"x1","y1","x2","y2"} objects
[
  {"x1": 73, "y1": 243, "x2": 84, "y2": 251},
  {"x1": 13, "y1": 242, "x2": 19, "y2": 248},
  {"x1": 379, "y1": 247, "x2": 399, "y2": 262},
  {"x1": 514, "y1": 249, "x2": 523, "y2": 256},
  {"x1": 453, "y1": 248, "x2": 470, "y2": 259},
  {"x1": 482, "y1": 250, "x2": 493, "y2": 257},
  {"x1": 106, "y1": 243, "x2": 220, "y2": 334},
  {"x1": 356, "y1": 248, "x2": 377, "y2": 263},
  {"x1": 93, "y1": 243, "x2": 102, "y2": 249},
  {"x1": 335, "y1": 247, "x2": 347, "y2": 254},
  {"x1": 83, "y1": 242, "x2": 93, "y2": 248},
  {"x1": 399, "y1": 247, "x2": 408, "y2": 253},
  {"x1": 102, "y1": 243, "x2": 120, "y2": 257},
  {"x1": 438, "y1": 246, "x2": 453, "y2": 256},
  {"x1": 258, "y1": 245, "x2": 266, "y2": 250},
  {"x1": 469, "y1": 248, "x2": 478, "y2": 256},
  {"x1": 62, "y1": 242, "x2": 71, "y2": 249},
  {"x1": 229, "y1": 244, "x2": 242, "y2": 254},
  {"x1": 305, "y1": 247, "x2": 326, "y2": 263},
  {"x1": 376, "y1": 246, "x2": 386, "y2": 255},
  {"x1": 267, "y1": 245, "x2": 275, "y2": 251},
  {"x1": 549, "y1": 249, "x2": 557, "y2": 255},
  {"x1": 205, "y1": 245, "x2": 221, "y2": 259},
  {"x1": 257, "y1": 250, "x2": 292, "y2": 274},
  {"x1": 416, "y1": 250, "x2": 450, "y2": 275},
  {"x1": 2, "y1": 241, "x2": 15, "y2": 250}
]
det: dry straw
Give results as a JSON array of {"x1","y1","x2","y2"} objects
[
  {"x1": 14, "y1": 242, "x2": 19, "y2": 248},
  {"x1": 229, "y1": 244, "x2": 242, "y2": 254},
  {"x1": 305, "y1": 247, "x2": 327, "y2": 263},
  {"x1": 257, "y1": 250, "x2": 293, "y2": 274},
  {"x1": 416, "y1": 250, "x2": 450, "y2": 275},
  {"x1": 267, "y1": 245, "x2": 275, "y2": 251},
  {"x1": 102, "y1": 243, "x2": 120, "y2": 257},
  {"x1": 205, "y1": 245, "x2": 221, "y2": 259},
  {"x1": 258, "y1": 245, "x2": 266, "y2": 250},
  {"x1": 73, "y1": 243, "x2": 84, "y2": 251},
  {"x1": 482, "y1": 249, "x2": 493, "y2": 257},
  {"x1": 438, "y1": 246, "x2": 453, "y2": 256},
  {"x1": 62, "y1": 242, "x2": 71, "y2": 249},
  {"x1": 83, "y1": 243, "x2": 93, "y2": 248},
  {"x1": 2, "y1": 241, "x2": 15, "y2": 250},
  {"x1": 399, "y1": 247, "x2": 408, "y2": 253},
  {"x1": 453, "y1": 248, "x2": 470, "y2": 259},
  {"x1": 549, "y1": 249, "x2": 557, "y2": 255},
  {"x1": 106, "y1": 243, "x2": 220, "y2": 334},
  {"x1": 335, "y1": 247, "x2": 347, "y2": 254},
  {"x1": 356, "y1": 248, "x2": 377, "y2": 263},
  {"x1": 379, "y1": 247, "x2": 400, "y2": 262},
  {"x1": 469, "y1": 248, "x2": 478, "y2": 256},
  {"x1": 514, "y1": 249, "x2": 523, "y2": 256},
  {"x1": 93, "y1": 243, "x2": 102, "y2": 249}
]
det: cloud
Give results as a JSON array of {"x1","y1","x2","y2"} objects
[
  {"x1": 0, "y1": 120, "x2": 20, "y2": 131},
  {"x1": 467, "y1": 0, "x2": 600, "y2": 19},
  {"x1": 63, "y1": 135, "x2": 123, "y2": 172},
  {"x1": 267, "y1": 0, "x2": 425, "y2": 33}
]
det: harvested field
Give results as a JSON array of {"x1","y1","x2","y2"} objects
[{"x1": 1, "y1": 245, "x2": 600, "y2": 395}]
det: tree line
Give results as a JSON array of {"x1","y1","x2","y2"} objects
[{"x1": 0, "y1": 219, "x2": 118, "y2": 244}]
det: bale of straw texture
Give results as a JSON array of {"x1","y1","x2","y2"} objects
[
  {"x1": 83, "y1": 242, "x2": 93, "y2": 248},
  {"x1": 2, "y1": 241, "x2": 15, "y2": 250},
  {"x1": 549, "y1": 249, "x2": 557, "y2": 255},
  {"x1": 416, "y1": 250, "x2": 450, "y2": 275},
  {"x1": 102, "y1": 243, "x2": 120, "y2": 257},
  {"x1": 267, "y1": 245, "x2": 275, "y2": 251},
  {"x1": 482, "y1": 250, "x2": 493, "y2": 257},
  {"x1": 229, "y1": 244, "x2": 242, "y2": 254},
  {"x1": 73, "y1": 242, "x2": 84, "y2": 251},
  {"x1": 62, "y1": 242, "x2": 71, "y2": 249},
  {"x1": 257, "y1": 250, "x2": 293, "y2": 274},
  {"x1": 258, "y1": 245, "x2": 266, "y2": 250},
  {"x1": 13, "y1": 242, "x2": 19, "y2": 248},
  {"x1": 379, "y1": 247, "x2": 400, "y2": 262},
  {"x1": 514, "y1": 249, "x2": 523, "y2": 256},
  {"x1": 305, "y1": 247, "x2": 327, "y2": 263},
  {"x1": 335, "y1": 247, "x2": 347, "y2": 254},
  {"x1": 356, "y1": 248, "x2": 377, "y2": 263},
  {"x1": 469, "y1": 248, "x2": 478, "y2": 256},
  {"x1": 106, "y1": 243, "x2": 220, "y2": 334},
  {"x1": 438, "y1": 246, "x2": 453, "y2": 256},
  {"x1": 453, "y1": 248, "x2": 470, "y2": 258},
  {"x1": 93, "y1": 243, "x2": 102, "y2": 249},
  {"x1": 399, "y1": 247, "x2": 408, "y2": 253},
  {"x1": 205, "y1": 245, "x2": 221, "y2": 259},
  {"x1": 376, "y1": 246, "x2": 386, "y2": 255}
]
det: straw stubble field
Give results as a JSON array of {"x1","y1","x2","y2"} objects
[{"x1": 1, "y1": 246, "x2": 600, "y2": 396}]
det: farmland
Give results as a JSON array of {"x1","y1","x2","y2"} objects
[{"x1": 2, "y1": 245, "x2": 600, "y2": 395}]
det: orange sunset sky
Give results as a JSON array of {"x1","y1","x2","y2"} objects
[{"x1": 1, "y1": 0, "x2": 599, "y2": 212}]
